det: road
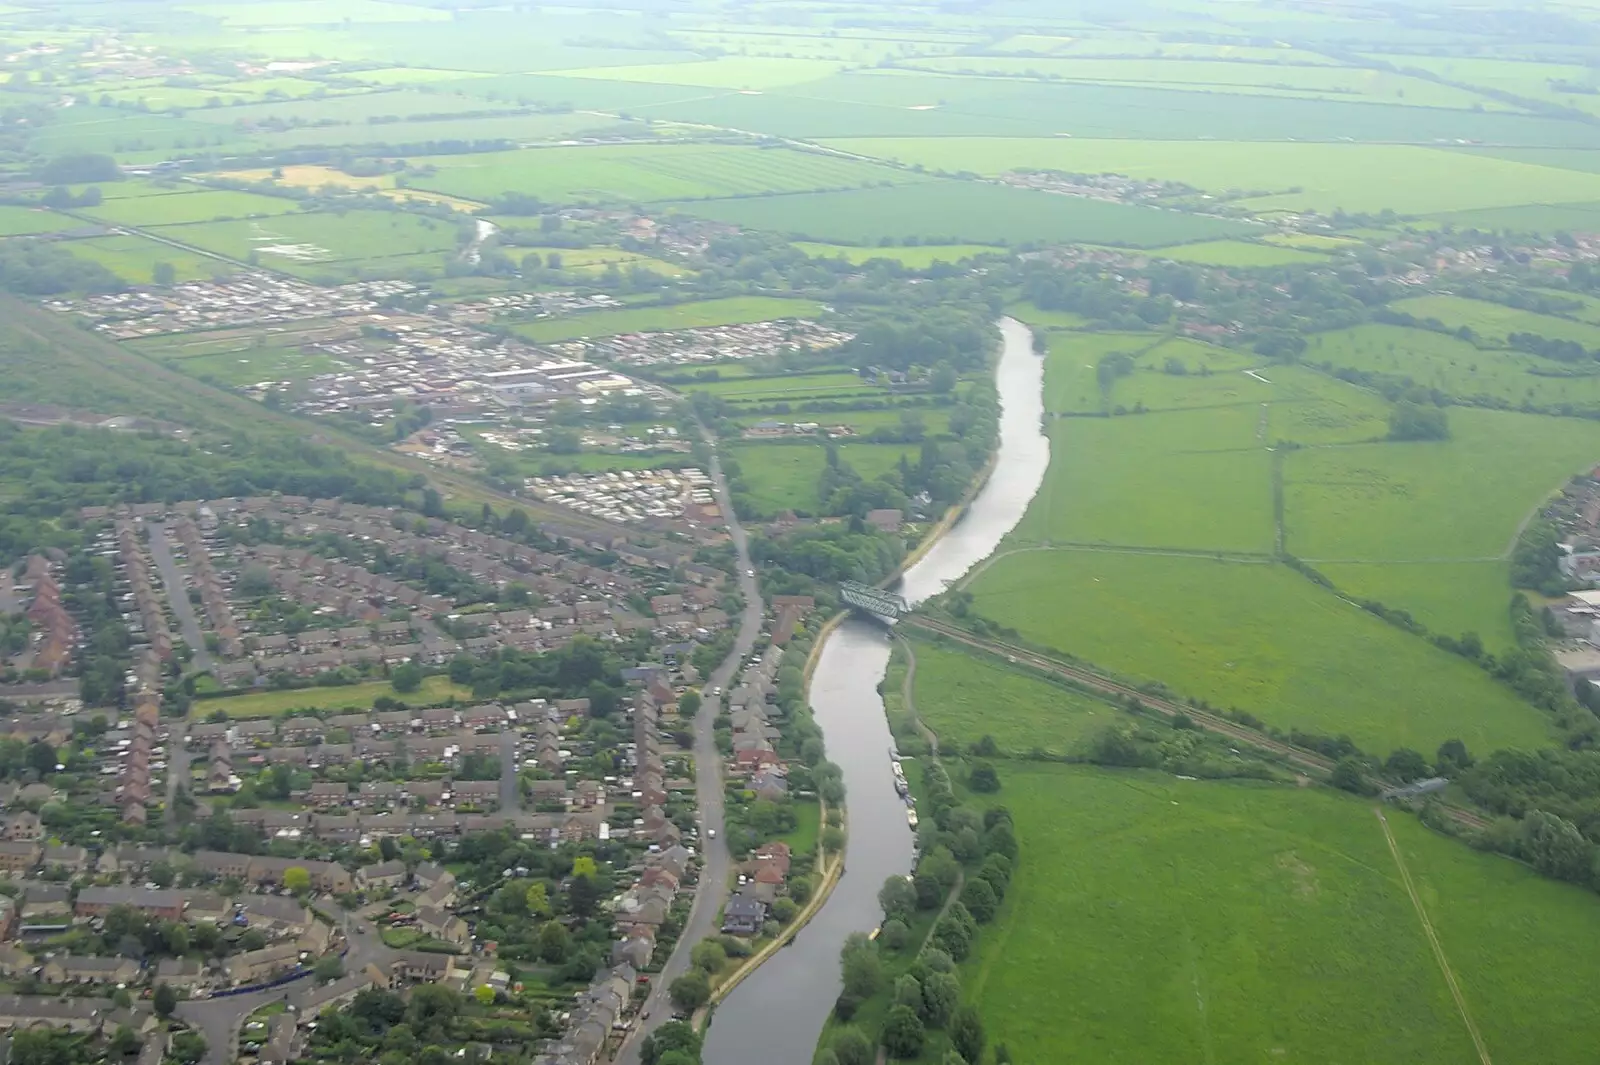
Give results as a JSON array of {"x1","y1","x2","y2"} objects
[
  {"x1": 499, "y1": 729, "x2": 521, "y2": 811},
  {"x1": 145, "y1": 522, "x2": 216, "y2": 674},
  {"x1": 615, "y1": 431, "x2": 765, "y2": 1065},
  {"x1": 166, "y1": 719, "x2": 190, "y2": 826}
]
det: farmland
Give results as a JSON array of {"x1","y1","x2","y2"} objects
[
  {"x1": 150, "y1": 210, "x2": 462, "y2": 277},
  {"x1": 61, "y1": 234, "x2": 232, "y2": 284},
  {"x1": 78, "y1": 188, "x2": 302, "y2": 227},
  {"x1": 969, "y1": 764, "x2": 1600, "y2": 1065}
]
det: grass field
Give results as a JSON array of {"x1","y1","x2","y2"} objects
[
  {"x1": 792, "y1": 242, "x2": 1004, "y2": 266},
  {"x1": 63, "y1": 234, "x2": 233, "y2": 284},
  {"x1": 79, "y1": 189, "x2": 302, "y2": 227},
  {"x1": 1318, "y1": 561, "x2": 1517, "y2": 650},
  {"x1": 727, "y1": 440, "x2": 918, "y2": 516},
  {"x1": 683, "y1": 371, "x2": 880, "y2": 404},
  {"x1": 969, "y1": 764, "x2": 1600, "y2": 1064},
  {"x1": 1284, "y1": 408, "x2": 1600, "y2": 562},
  {"x1": 1306, "y1": 323, "x2": 1600, "y2": 411},
  {"x1": 510, "y1": 297, "x2": 822, "y2": 343},
  {"x1": 405, "y1": 144, "x2": 919, "y2": 205},
  {"x1": 192, "y1": 675, "x2": 471, "y2": 718},
  {"x1": 666, "y1": 181, "x2": 1254, "y2": 248},
  {"x1": 968, "y1": 551, "x2": 1550, "y2": 753},
  {"x1": 154, "y1": 210, "x2": 461, "y2": 274},
  {"x1": 1144, "y1": 239, "x2": 1329, "y2": 266},
  {"x1": 1013, "y1": 407, "x2": 1277, "y2": 553},
  {"x1": 0, "y1": 205, "x2": 82, "y2": 236},
  {"x1": 908, "y1": 635, "x2": 1114, "y2": 756},
  {"x1": 547, "y1": 56, "x2": 843, "y2": 89},
  {"x1": 819, "y1": 138, "x2": 1600, "y2": 215},
  {"x1": 1390, "y1": 293, "x2": 1600, "y2": 348}
]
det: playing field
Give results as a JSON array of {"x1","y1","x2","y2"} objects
[
  {"x1": 666, "y1": 181, "x2": 1254, "y2": 247},
  {"x1": 968, "y1": 551, "x2": 1550, "y2": 753},
  {"x1": 970, "y1": 764, "x2": 1600, "y2": 1064},
  {"x1": 510, "y1": 297, "x2": 822, "y2": 343}
]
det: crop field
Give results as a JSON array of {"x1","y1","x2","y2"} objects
[
  {"x1": 78, "y1": 189, "x2": 302, "y2": 227},
  {"x1": 1284, "y1": 408, "x2": 1600, "y2": 563},
  {"x1": 907, "y1": 635, "x2": 1113, "y2": 756},
  {"x1": 1305, "y1": 324, "x2": 1600, "y2": 410},
  {"x1": 510, "y1": 297, "x2": 822, "y2": 343},
  {"x1": 668, "y1": 181, "x2": 1254, "y2": 248},
  {"x1": 1013, "y1": 406, "x2": 1276, "y2": 554},
  {"x1": 969, "y1": 550, "x2": 1548, "y2": 754},
  {"x1": 406, "y1": 144, "x2": 920, "y2": 205},
  {"x1": 1385, "y1": 55, "x2": 1600, "y2": 117},
  {"x1": 820, "y1": 138, "x2": 1600, "y2": 215},
  {"x1": 969, "y1": 764, "x2": 1600, "y2": 1065},
  {"x1": 791, "y1": 242, "x2": 1003, "y2": 266},
  {"x1": 1145, "y1": 239, "x2": 1329, "y2": 267},
  {"x1": 153, "y1": 210, "x2": 461, "y2": 270},
  {"x1": 1426, "y1": 202, "x2": 1600, "y2": 233},
  {"x1": 63, "y1": 234, "x2": 231, "y2": 284},
  {"x1": 1390, "y1": 293, "x2": 1600, "y2": 348},
  {"x1": 0, "y1": 205, "x2": 81, "y2": 236}
]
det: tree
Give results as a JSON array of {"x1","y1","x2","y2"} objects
[
  {"x1": 153, "y1": 982, "x2": 177, "y2": 1018},
  {"x1": 1388, "y1": 401, "x2": 1449, "y2": 441},
  {"x1": 669, "y1": 969, "x2": 710, "y2": 1012},
  {"x1": 921, "y1": 971, "x2": 961, "y2": 1028},
  {"x1": 1385, "y1": 748, "x2": 1429, "y2": 782},
  {"x1": 474, "y1": 984, "x2": 495, "y2": 1006},
  {"x1": 950, "y1": 1005, "x2": 986, "y2": 1064},
  {"x1": 283, "y1": 866, "x2": 312, "y2": 895},
  {"x1": 151, "y1": 261, "x2": 176, "y2": 287},
  {"x1": 831, "y1": 1029, "x2": 873, "y2": 1065},
  {"x1": 968, "y1": 762, "x2": 1000, "y2": 793},
  {"x1": 1517, "y1": 810, "x2": 1593, "y2": 884},
  {"x1": 1329, "y1": 757, "x2": 1370, "y2": 795},
  {"x1": 170, "y1": 1032, "x2": 206, "y2": 1065},
  {"x1": 109, "y1": 1025, "x2": 140, "y2": 1057},
  {"x1": 391, "y1": 662, "x2": 424, "y2": 693},
  {"x1": 880, "y1": 918, "x2": 910, "y2": 951},
  {"x1": 679, "y1": 690, "x2": 701, "y2": 716},
  {"x1": 641, "y1": 1022, "x2": 700, "y2": 1065},
  {"x1": 771, "y1": 896, "x2": 798, "y2": 923},
  {"x1": 1436, "y1": 738, "x2": 1474, "y2": 774},
  {"x1": 315, "y1": 955, "x2": 344, "y2": 982},
  {"x1": 537, "y1": 920, "x2": 571, "y2": 963},
  {"x1": 525, "y1": 881, "x2": 551, "y2": 917},
  {"x1": 691, "y1": 938, "x2": 727, "y2": 974},
  {"x1": 878, "y1": 875, "x2": 916, "y2": 921},
  {"x1": 893, "y1": 973, "x2": 923, "y2": 1010},
  {"x1": 960, "y1": 877, "x2": 998, "y2": 923},
  {"x1": 882, "y1": 1005, "x2": 926, "y2": 1059},
  {"x1": 840, "y1": 933, "x2": 883, "y2": 999}
]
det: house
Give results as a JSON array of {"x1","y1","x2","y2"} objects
[
  {"x1": 181, "y1": 892, "x2": 231, "y2": 924},
  {"x1": 74, "y1": 887, "x2": 185, "y2": 921},
  {"x1": 389, "y1": 951, "x2": 459, "y2": 984},
  {"x1": 155, "y1": 957, "x2": 207, "y2": 990},
  {"x1": 0, "y1": 944, "x2": 34, "y2": 976},
  {"x1": 42, "y1": 955, "x2": 142, "y2": 986},
  {"x1": 720, "y1": 893, "x2": 766, "y2": 936},
  {"x1": 416, "y1": 905, "x2": 469, "y2": 948},
  {"x1": 3, "y1": 811, "x2": 42, "y2": 842},
  {"x1": 226, "y1": 942, "x2": 301, "y2": 984},
  {"x1": 417, "y1": 878, "x2": 457, "y2": 911},
  {"x1": 260, "y1": 1014, "x2": 296, "y2": 1065},
  {"x1": 413, "y1": 862, "x2": 454, "y2": 892},
  {"x1": 355, "y1": 860, "x2": 407, "y2": 891},
  {"x1": 42, "y1": 844, "x2": 88, "y2": 875},
  {"x1": 236, "y1": 894, "x2": 312, "y2": 935},
  {"x1": 0, "y1": 995, "x2": 119, "y2": 1032},
  {"x1": 0, "y1": 841, "x2": 41, "y2": 875}
]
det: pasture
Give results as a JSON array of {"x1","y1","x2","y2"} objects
[
  {"x1": 1305, "y1": 323, "x2": 1600, "y2": 411},
  {"x1": 726, "y1": 440, "x2": 918, "y2": 517},
  {"x1": 1011, "y1": 407, "x2": 1277, "y2": 554},
  {"x1": 0, "y1": 205, "x2": 81, "y2": 236},
  {"x1": 967, "y1": 551, "x2": 1550, "y2": 753},
  {"x1": 546, "y1": 56, "x2": 843, "y2": 89},
  {"x1": 682, "y1": 372, "x2": 880, "y2": 405},
  {"x1": 1318, "y1": 561, "x2": 1517, "y2": 650},
  {"x1": 667, "y1": 181, "x2": 1254, "y2": 248},
  {"x1": 1283, "y1": 408, "x2": 1600, "y2": 562},
  {"x1": 791, "y1": 242, "x2": 1003, "y2": 267},
  {"x1": 820, "y1": 138, "x2": 1600, "y2": 215},
  {"x1": 510, "y1": 297, "x2": 822, "y2": 343},
  {"x1": 63, "y1": 234, "x2": 232, "y2": 284},
  {"x1": 907, "y1": 635, "x2": 1113, "y2": 756},
  {"x1": 153, "y1": 211, "x2": 461, "y2": 272},
  {"x1": 1145, "y1": 239, "x2": 1329, "y2": 267},
  {"x1": 79, "y1": 189, "x2": 302, "y2": 227},
  {"x1": 406, "y1": 144, "x2": 918, "y2": 206},
  {"x1": 969, "y1": 764, "x2": 1600, "y2": 1065},
  {"x1": 1390, "y1": 293, "x2": 1600, "y2": 348}
]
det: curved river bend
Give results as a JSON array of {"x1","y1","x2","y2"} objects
[{"x1": 703, "y1": 317, "x2": 1050, "y2": 1065}]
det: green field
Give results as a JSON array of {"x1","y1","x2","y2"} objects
[
  {"x1": 192, "y1": 675, "x2": 471, "y2": 718},
  {"x1": 683, "y1": 372, "x2": 880, "y2": 404},
  {"x1": 0, "y1": 205, "x2": 81, "y2": 236},
  {"x1": 968, "y1": 551, "x2": 1550, "y2": 753},
  {"x1": 727, "y1": 440, "x2": 917, "y2": 517},
  {"x1": 1144, "y1": 239, "x2": 1329, "y2": 267},
  {"x1": 406, "y1": 143, "x2": 919, "y2": 205},
  {"x1": 1284, "y1": 408, "x2": 1600, "y2": 562},
  {"x1": 79, "y1": 189, "x2": 302, "y2": 227},
  {"x1": 153, "y1": 210, "x2": 461, "y2": 276},
  {"x1": 792, "y1": 242, "x2": 1004, "y2": 267},
  {"x1": 907, "y1": 635, "x2": 1114, "y2": 756},
  {"x1": 1318, "y1": 561, "x2": 1518, "y2": 650},
  {"x1": 547, "y1": 56, "x2": 844, "y2": 89},
  {"x1": 1306, "y1": 323, "x2": 1600, "y2": 411},
  {"x1": 1391, "y1": 293, "x2": 1600, "y2": 348},
  {"x1": 666, "y1": 181, "x2": 1254, "y2": 248},
  {"x1": 510, "y1": 297, "x2": 822, "y2": 343},
  {"x1": 970, "y1": 764, "x2": 1600, "y2": 1064},
  {"x1": 63, "y1": 234, "x2": 234, "y2": 284},
  {"x1": 820, "y1": 138, "x2": 1600, "y2": 215}
]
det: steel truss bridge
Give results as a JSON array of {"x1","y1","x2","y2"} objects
[{"x1": 840, "y1": 580, "x2": 908, "y2": 619}]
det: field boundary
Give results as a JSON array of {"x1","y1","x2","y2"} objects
[{"x1": 1374, "y1": 808, "x2": 1493, "y2": 1065}]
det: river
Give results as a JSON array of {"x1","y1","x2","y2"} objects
[{"x1": 702, "y1": 317, "x2": 1050, "y2": 1065}]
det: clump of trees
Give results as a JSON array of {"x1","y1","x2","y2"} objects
[{"x1": 1387, "y1": 400, "x2": 1449, "y2": 441}]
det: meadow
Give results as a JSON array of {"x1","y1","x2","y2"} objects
[
  {"x1": 681, "y1": 372, "x2": 881, "y2": 404},
  {"x1": 906, "y1": 634, "x2": 1114, "y2": 756},
  {"x1": 0, "y1": 205, "x2": 84, "y2": 236},
  {"x1": 1390, "y1": 293, "x2": 1600, "y2": 348},
  {"x1": 63, "y1": 234, "x2": 231, "y2": 284},
  {"x1": 968, "y1": 764, "x2": 1600, "y2": 1064},
  {"x1": 791, "y1": 242, "x2": 1003, "y2": 267},
  {"x1": 1283, "y1": 408, "x2": 1600, "y2": 562},
  {"x1": 667, "y1": 181, "x2": 1254, "y2": 248},
  {"x1": 1144, "y1": 238, "x2": 1329, "y2": 267},
  {"x1": 1306, "y1": 323, "x2": 1600, "y2": 410},
  {"x1": 153, "y1": 210, "x2": 461, "y2": 272},
  {"x1": 79, "y1": 189, "x2": 302, "y2": 227},
  {"x1": 819, "y1": 138, "x2": 1600, "y2": 215},
  {"x1": 967, "y1": 551, "x2": 1550, "y2": 753},
  {"x1": 191, "y1": 675, "x2": 471, "y2": 718},
  {"x1": 405, "y1": 144, "x2": 919, "y2": 205},
  {"x1": 726, "y1": 440, "x2": 917, "y2": 517},
  {"x1": 509, "y1": 297, "x2": 822, "y2": 343},
  {"x1": 1317, "y1": 561, "x2": 1518, "y2": 651}
]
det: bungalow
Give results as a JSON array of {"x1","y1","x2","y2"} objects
[{"x1": 720, "y1": 893, "x2": 767, "y2": 937}]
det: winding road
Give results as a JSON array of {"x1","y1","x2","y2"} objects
[{"x1": 614, "y1": 428, "x2": 765, "y2": 1065}]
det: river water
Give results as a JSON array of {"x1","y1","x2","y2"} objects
[{"x1": 702, "y1": 317, "x2": 1050, "y2": 1065}]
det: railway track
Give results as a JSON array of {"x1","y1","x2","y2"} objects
[{"x1": 902, "y1": 614, "x2": 1493, "y2": 831}]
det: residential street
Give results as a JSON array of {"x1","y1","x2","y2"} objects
[
  {"x1": 614, "y1": 434, "x2": 764, "y2": 1064},
  {"x1": 145, "y1": 522, "x2": 215, "y2": 674}
]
